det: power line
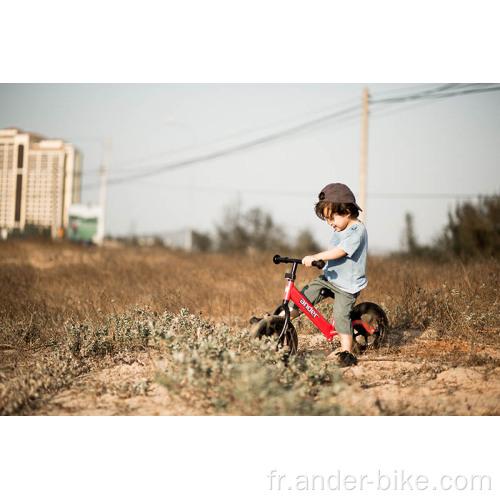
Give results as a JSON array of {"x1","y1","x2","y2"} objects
[
  {"x1": 82, "y1": 108, "x2": 366, "y2": 186},
  {"x1": 368, "y1": 94, "x2": 445, "y2": 122},
  {"x1": 368, "y1": 83, "x2": 451, "y2": 97},
  {"x1": 110, "y1": 85, "x2": 441, "y2": 172},
  {"x1": 372, "y1": 84, "x2": 500, "y2": 104},
  {"x1": 368, "y1": 192, "x2": 498, "y2": 200},
  {"x1": 116, "y1": 106, "x2": 363, "y2": 176},
  {"x1": 111, "y1": 96, "x2": 362, "y2": 172},
  {"x1": 126, "y1": 180, "x2": 497, "y2": 201},
  {"x1": 82, "y1": 103, "x2": 362, "y2": 189},
  {"x1": 81, "y1": 83, "x2": 500, "y2": 191},
  {"x1": 88, "y1": 85, "x2": 449, "y2": 178}
]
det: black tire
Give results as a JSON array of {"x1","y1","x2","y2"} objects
[
  {"x1": 272, "y1": 305, "x2": 298, "y2": 355},
  {"x1": 252, "y1": 309, "x2": 298, "y2": 356},
  {"x1": 282, "y1": 323, "x2": 298, "y2": 356},
  {"x1": 351, "y1": 302, "x2": 389, "y2": 350}
]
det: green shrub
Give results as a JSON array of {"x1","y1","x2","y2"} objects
[{"x1": 154, "y1": 309, "x2": 346, "y2": 415}]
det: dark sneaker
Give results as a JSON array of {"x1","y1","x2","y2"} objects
[{"x1": 336, "y1": 350, "x2": 358, "y2": 367}]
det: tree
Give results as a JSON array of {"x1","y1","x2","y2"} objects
[
  {"x1": 402, "y1": 212, "x2": 420, "y2": 255},
  {"x1": 438, "y1": 195, "x2": 500, "y2": 258},
  {"x1": 215, "y1": 202, "x2": 249, "y2": 253},
  {"x1": 192, "y1": 230, "x2": 213, "y2": 252},
  {"x1": 215, "y1": 203, "x2": 288, "y2": 253},
  {"x1": 294, "y1": 229, "x2": 321, "y2": 256}
]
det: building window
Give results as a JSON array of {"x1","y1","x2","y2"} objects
[
  {"x1": 15, "y1": 174, "x2": 23, "y2": 222},
  {"x1": 17, "y1": 145, "x2": 24, "y2": 169}
]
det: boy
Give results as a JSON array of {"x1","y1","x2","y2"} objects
[{"x1": 290, "y1": 183, "x2": 368, "y2": 367}]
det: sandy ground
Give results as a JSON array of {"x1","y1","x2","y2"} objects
[{"x1": 33, "y1": 328, "x2": 500, "y2": 416}]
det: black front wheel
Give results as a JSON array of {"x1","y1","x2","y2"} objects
[
  {"x1": 351, "y1": 302, "x2": 389, "y2": 350},
  {"x1": 250, "y1": 309, "x2": 298, "y2": 356}
]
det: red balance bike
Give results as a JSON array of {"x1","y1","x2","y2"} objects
[{"x1": 250, "y1": 255, "x2": 389, "y2": 356}]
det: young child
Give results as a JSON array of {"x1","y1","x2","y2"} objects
[{"x1": 290, "y1": 183, "x2": 368, "y2": 367}]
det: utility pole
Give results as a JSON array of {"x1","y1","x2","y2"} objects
[
  {"x1": 97, "y1": 137, "x2": 110, "y2": 245},
  {"x1": 359, "y1": 87, "x2": 369, "y2": 223}
]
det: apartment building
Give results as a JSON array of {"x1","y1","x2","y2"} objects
[{"x1": 0, "y1": 127, "x2": 82, "y2": 238}]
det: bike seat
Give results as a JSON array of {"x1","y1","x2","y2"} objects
[{"x1": 319, "y1": 287, "x2": 335, "y2": 300}]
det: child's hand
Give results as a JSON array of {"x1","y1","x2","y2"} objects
[{"x1": 302, "y1": 255, "x2": 316, "y2": 267}]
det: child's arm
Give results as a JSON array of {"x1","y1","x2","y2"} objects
[{"x1": 302, "y1": 247, "x2": 346, "y2": 267}]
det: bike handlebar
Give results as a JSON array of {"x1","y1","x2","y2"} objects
[{"x1": 273, "y1": 254, "x2": 325, "y2": 270}]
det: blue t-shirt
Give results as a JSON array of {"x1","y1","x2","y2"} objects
[{"x1": 323, "y1": 221, "x2": 368, "y2": 294}]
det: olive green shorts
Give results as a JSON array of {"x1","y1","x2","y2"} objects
[{"x1": 290, "y1": 274, "x2": 359, "y2": 335}]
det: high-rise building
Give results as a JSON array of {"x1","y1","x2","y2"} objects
[{"x1": 0, "y1": 127, "x2": 82, "y2": 238}]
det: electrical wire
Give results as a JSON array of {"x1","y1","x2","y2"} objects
[
  {"x1": 107, "y1": 85, "x2": 442, "y2": 172},
  {"x1": 81, "y1": 83, "x2": 500, "y2": 191},
  {"x1": 82, "y1": 103, "x2": 362, "y2": 189},
  {"x1": 127, "y1": 180, "x2": 497, "y2": 201},
  {"x1": 371, "y1": 84, "x2": 500, "y2": 105},
  {"x1": 366, "y1": 83, "x2": 439, "y2": 97},
  {"x1": 111, "y1": 95, "x2": 362, "y2": 172},
  {"x1": 88, "y1": 85, "x2": 444, "y2": 177},
  {"x1": 369, "y1": 94, "x2": 446, "y2": 122},
  {"x1": 113, "y1": 105, "x2": 363, "y2": 177}
]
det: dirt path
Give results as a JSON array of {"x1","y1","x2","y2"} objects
[
  {"x1": 302, "y1": 329, "x2": 500, "y2": 415},
  {"x1": 33, "y1": 329, "x2": 500, "y2": 416},
  {"x1": 34, "y1": 352, "x2": 206, "y2": 416},
  {"x1": 338, "y1": 359, "x2": 499, "y2": 415}
]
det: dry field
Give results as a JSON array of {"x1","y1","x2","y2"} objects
[{"x1": 1, "y1": 240, "x2": 499, "y2": 415}]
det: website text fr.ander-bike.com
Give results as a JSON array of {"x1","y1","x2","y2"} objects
[{"x1": 267, "y1": 470, "x2": 492, "y2": 492}]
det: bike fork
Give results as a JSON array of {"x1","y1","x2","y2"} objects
[
  {"x1": 278, "y1": 300, "x2": 291, "y2": 344},
  {"x1": 278, "y1": 262, "x2": 297, "y2": 346}
]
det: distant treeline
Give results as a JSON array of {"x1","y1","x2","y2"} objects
[
  {"x1": 192, "y1": 204, "x2": 321, "y2": 255},
  {"x1": 16, "y1": 195, "x2": 494, "y2": 258},
  {"x1": 401, "y1": 194, "x2": 500, "y2": 260}
]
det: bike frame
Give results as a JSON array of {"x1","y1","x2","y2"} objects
[{"x1": 278, "y1": 260, "x2": 375, "y2": 342}]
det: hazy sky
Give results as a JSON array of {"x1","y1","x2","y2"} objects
[{"x1": 1, "y1": 83, "x2": 499, "y2": 253}]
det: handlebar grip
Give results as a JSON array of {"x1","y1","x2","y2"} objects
[
  {"x1": 274, "y1": 254, "x2": 325, "y2": 269},
  {"x1": 273, "y1": 254, "x2": 301, "y2": 265}
]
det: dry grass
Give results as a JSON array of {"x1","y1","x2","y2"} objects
[
  {"x1": 366, "y1": 255, "x2": 499, "y2": 345},
  {"x1": 1, "y1": 240, "x2": 499, "y2": 415}
]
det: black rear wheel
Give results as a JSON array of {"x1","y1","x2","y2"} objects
[{"x1": 351, "y1": 302, "x2": 389, "y2": 350}]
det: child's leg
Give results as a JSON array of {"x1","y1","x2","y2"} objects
[
  {"x1": 332, "y1": 288, "x2": 359, "y2": 353},
  {"x1": 338, "y1": 333, "x2": 353, "y2": 352}
]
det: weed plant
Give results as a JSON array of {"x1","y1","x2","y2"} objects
[
  {"x1": 1, "y1": 307, "x2": 345, "y2": 415},
  {"x1": 1, "y1": 240, "x2": 499, "y2": 415},
  {"x1": 152, "y1": 309, "x2": 345, "y2": 415},
  {"x1": 366, "y1": 256, "x2": 500, "y2": 344}
]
